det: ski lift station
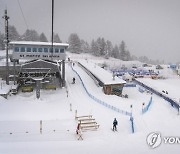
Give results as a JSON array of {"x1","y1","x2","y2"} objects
[{"x1": 3, "y1": 41, "x2": 69, "y2": 98}]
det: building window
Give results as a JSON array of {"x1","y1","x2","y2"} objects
[
  {"x1": 60, "y1": 48, "x2": 64, "y2": 53},
  {"x1": 20, "y1": 47, "x2": 25, "y2": 52},
  {"x1": 38, "y1": 48, "x2": 42, "y2": 52},
  {"x1": 44, "y1": 48, "x2": 48, "y2": 53},
  {"x1": 27, "y1": 47, "x2": 31, "y2": 52},
  {"x1": 55, "y1": 48, "x2": 59, "y2": 53},
  {"x1": 33, "y1": 48, "x2": 37, "y2": 52},
  {"x1": 49, "y1": 48, "x2": 53, "y2": 53},
  {"x1": 15, "y1": 47, "x2": 19, "y2": 52}
]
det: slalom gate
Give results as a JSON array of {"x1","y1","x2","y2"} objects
[
  {"x1": 135, "y1": 79, "x2": 180, "y2": 112},
  {"x1": 142, "y1": 96, "x2": 153, "y2": 114},
  {"x1": 71, "y1": 65, "x2": 135, "y2": 133}
]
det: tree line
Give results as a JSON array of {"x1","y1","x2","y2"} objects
[
  {"x1": 68, "y1": 33, "x2": 164, "y2": 64},
  {"x1": 0, "y1": 25, "x2": 163, "y2": 64},
  {"x1": 0, "y1": 25, "x2": 61, "y2": 50},
  {"x1": 68, "y1": 33, "x2": 132, "y2": 61}
]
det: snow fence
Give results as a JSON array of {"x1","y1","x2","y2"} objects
[
  {"x1": 142, "y1": 96, "x2": 153, "y2": 114},
  {"x1": 71, "y1": 65, "x2": 135, "y2": 133},
  {"x1": 135, "y1": 79, "x2": 180, "y2": 112}
]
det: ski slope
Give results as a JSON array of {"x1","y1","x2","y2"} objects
[{"x1": 0, "y1": 57, "x2": 180, "y2": 153}]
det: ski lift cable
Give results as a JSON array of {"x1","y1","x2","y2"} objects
[{"x1": 17, "y1": 0, "x2": 29, "y2": 30}]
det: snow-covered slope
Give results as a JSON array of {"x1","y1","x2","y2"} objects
[{"x1": 0, "y1": 52, "x2": 180, "y2": 154}]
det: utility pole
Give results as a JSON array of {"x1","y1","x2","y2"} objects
[
  {"x1": 51, "y1": 0, "x2": 54, "y2": 61},
  {"x1": 2, "y1": 9, "x2": 10, "y2": 85}
]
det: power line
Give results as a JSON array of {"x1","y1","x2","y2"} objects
[{"x1": 17, "y1": 0, "x2": 29, "y2": 29}]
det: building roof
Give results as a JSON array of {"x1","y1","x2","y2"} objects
[
  {"x1": 79, "y1": 60, "x2": 126, "y2": 85},
  {"x1": 9, "y1": 41, "x2": 69, "y2": 47}
]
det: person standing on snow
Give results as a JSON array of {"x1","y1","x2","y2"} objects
[
  {"x1": 72, "y1": 77, "x2": 75, "y2": 84},
  {"x1": 76, "y1": 123, "x2": 81, "y2": 134},
  {"x1": 113, "y1": 118, "x2": 118, "y2": 131}
]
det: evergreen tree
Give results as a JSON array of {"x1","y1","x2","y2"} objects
[
  {"x1": 126, "y1": 50, "x2": 131, "y2": 61},
  {"x1": 68, "y1": 33, "x2": 81, "y2": 53},
  {"x1": 119, "y1": 41, "x2": 126, "y2": 60},
  {"x1": 90, "y1": 39, "x2": 99, "y2": 56},
  {"x1": 119, "y1": 41, "x2": 131, "y2": 61},
  {"x1": 112, "y1": 45, "x2": 119, "y2": 58},
  {"x1": 105, "y1": 40, "x2": 113, "y2": 58},
  {"x1": 96, "y1": 37, "x2": 106, "y2": 56},
  {"x1": 21, "y1": 29, "x2": 39, "y2": 41},
  {"x1": 8, "y1": 25, "x2": 20, "y2": 41},
  {"x1": 81, "y1": 39, "x2": 90, "y2": 53},
  {"x1": 53, "y1": 33, "x2": 62, "y2": 43},
  {"x1": 39, "y1": 33, "x2": 48, "y2": 42},
  {"x1": 0, "y1": 32, "x2": 5, "y2": 50}
]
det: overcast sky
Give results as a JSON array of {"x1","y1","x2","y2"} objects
[{"x1": 0, "y1": 0, "x2": 180, "y2": 63}]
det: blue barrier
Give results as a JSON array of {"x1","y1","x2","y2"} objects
[
  {"x1": 142, "y1": 96, "x2": 153, "y2": 114},
  {"x1": 135, "y1": 79, "x2": 180, "y2": 112},
  {"x1": 124, "y1": 83, "x2": 136, "y2": 87},
  {"x1": 138, "y1": 87, "x2": 145, "y2": 93},
  {"x1": 130, "y1": 116, "x2": 135, "y2": 133},
  {"x1": 71, "y1": 65, "x2": 135, "y2": 133}
]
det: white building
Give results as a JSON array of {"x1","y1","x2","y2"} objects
[{"x1": 10, "y1": 41, "x2": 69, "y2": 61}]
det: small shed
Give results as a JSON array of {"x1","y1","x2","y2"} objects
[
  {"x1": 79, "y1": 61, "x2": 126, "y2": 96},
  {"x1": 103, "y1": 83, "x2": 125, "y2": 96}
]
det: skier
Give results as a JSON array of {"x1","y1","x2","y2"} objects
[
  {"x1": 76, "y1": 122, "x2": 83, "y2": 140},
  {"x1": 76, "y1": 123, "x2": 81, "y2": 134},
  {"x1": 72, "y1": 77, "x2": 75, "y2": 84},
  {"x1": 113, "y1": 118, "x2": 118, "y2": 131}
]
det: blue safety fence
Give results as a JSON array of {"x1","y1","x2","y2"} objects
[
  {"x1": 142, "y1": 96, "x2": 153, "y2": 114},
  {"x1": 124, "y1": 83, "x2": 136, "y2": 87},
  {"x1": 71, "y1": 65, "x2": 135, "y2": 133},
  {"x1": 135, "y1": 79, "x2": 180, "y2": 112},
  {"x1": 138, "y1": 87, "x2": 145, "y2": 93},
  {"x1": 130, "y1": 116, "x2": 135, "y2": 133}
]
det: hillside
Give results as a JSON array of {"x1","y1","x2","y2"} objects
[{"x1": 0, "y1": 51, "x2": 180, "y2": 154}]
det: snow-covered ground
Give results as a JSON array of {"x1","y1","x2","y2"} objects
[{"x1": 0, "y1": 52, "x2": 180, "y2": 154}]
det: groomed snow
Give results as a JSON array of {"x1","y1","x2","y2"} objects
[
  {"x1": 79, "y1": 60, "x2": 126, "y2": 85},
  {"x1": 0, "y1": 52, "x2": 180, "y2": 154}
]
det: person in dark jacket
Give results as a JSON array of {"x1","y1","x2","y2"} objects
[
  {"x1": 113, "y1": 118, "x2": 118, "y2": 131},
  {"x1": 72, "y1": 77, "x2": 75, "y2": 84}
]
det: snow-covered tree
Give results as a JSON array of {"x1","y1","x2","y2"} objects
[
  {"x1": 81, "y1": 39, "x2": 90, "y2": 53},
  {"x1": 0, "y1": 32, "x2": 5, "y2": 50},
  {"x1": 90, "y1": 39, "x2": 99, "y2": 56},
  {"x1": 21, "y1": 29, "x2": 39, "y2": 41},
  {"x1": 91, "y1": 37, "x2": 107, "y2": 56},
  {"x1": 119, "y1": 41, "x2": 131, "y2": 61},
  {"x1": 96, "y1": 37, "x2": 106, "y2": 56},
  {"x1": 112, "y1": 45, "x2": 120, "y2": 58},
  {"x1": 8, "y1": 25, "x2": 20, "y2": 41},
  {"x1": 39, "y1": 33, "x2": 48, "y2": 42},
  {"x1": 68, "y1": 33, "x2": 81, "y2": 53},
  {"x1": 53, "y1": 33, "x2": 62, "y2": 43},
  {"x1": 105, "y1": 40, "x2": 113, "y2": 58},
  {"x1": 119, "y1": 41, "x2": 126, "y2": 60}
]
